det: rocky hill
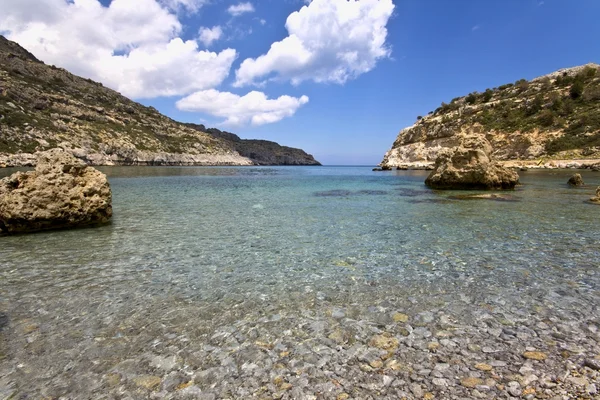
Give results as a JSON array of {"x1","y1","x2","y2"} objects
[
  {"x1": 185, "y1": 124, "x2": 320, "y2": 165},
  {"x1": 381, "y1": 63, "x2": 600, "y2": 169},
  {"x1": 0, "y1": 36, "x2": 319, "y2": 167}
]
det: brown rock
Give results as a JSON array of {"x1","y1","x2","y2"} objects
[
  {"x1": 460, "y1": 377, "x2": 483, "y2": 388},
  {"x1": 0, "y1": 149, "x2": 112, "y2": 234},
  {"x1": 523, "y1": 351, "x2": 547, "y2": 360},
  {"x1": 369, "y1": 334, "x2": 399, "y2": 351},
  {"x1": 392, "y1": 312, "x2": 409, "y2": 323},
  {"x1": 474, "y1": 363, "x2": 493, "y2": 371},
  {"x1": 590, "y1": 187, "x2": 600, "y2": 204},
  {"x1": 133, "y1": 375, "x2": 162, "y2": 391},
  {"x1": 424, "y1": 136, "x2": 519, "y2": 190},
  {"x1": 568, "y1": 173, "x2": 585, "y2": 186}
]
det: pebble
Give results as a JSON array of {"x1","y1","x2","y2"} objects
[
  {"x1": 392, "y1": 312, "x2": 409, "y2": 323},
  {"x1": 523, "y1": 351, "x2": 548, "y2": 360},
  {"x1": 460, "y1": 377, "x2": 483, "y2": 388},
  {"x1": 369, "y1": 334, "x2": 399, "y2": 350},
  {"x1": 584, "y1": 358, "x2": 600, "y2": 371},
  {"x1": 474, "y1": 363, "x2": 493, "y2": 371},
  {"x1": 507, "y1": 381, "x2": 522, "y2": 397},
  {"x1": 133, "y1": 375, "x2": 162, "y2": 391}
]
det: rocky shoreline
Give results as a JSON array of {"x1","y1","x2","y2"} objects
[
  {"x1": 377, "y1": 159, "x2": 600, "y2": 171},
  {"x1": 0, "y1": 150, "x2": 256, "y2": 168}
]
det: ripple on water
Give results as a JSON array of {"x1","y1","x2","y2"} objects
[{"x1": 0, "y1": 166, "x2": 599, "y2": 398}]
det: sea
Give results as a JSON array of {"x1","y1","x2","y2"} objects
[{"x1": 0, "y1": 166, "x2": 598, "y2": 398}]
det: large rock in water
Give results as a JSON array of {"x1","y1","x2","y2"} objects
[
  {"x1": 0, "y1": 149, "x2": 112, "y2": 234},
  {"x1": 567, "y1": 173, "x2": 585, "y2": 186},
  {"x1": 424, "y1": 136, "x2": 520, "y2": 190},
  {"x1": 590, "y1": 187, "x2": 600, "y2": 204}
]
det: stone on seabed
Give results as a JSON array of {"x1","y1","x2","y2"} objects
[{"x1": 0, "y1": 148, "x2": 112, "y2": 234}]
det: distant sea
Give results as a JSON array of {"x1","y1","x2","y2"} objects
[{"x1": 1, "y1": 166, "x2": 598, "y2": 397}]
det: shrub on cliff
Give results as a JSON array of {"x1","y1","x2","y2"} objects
[{"x1": 570, "y1": 81, "x2": 585, "y2": 99}]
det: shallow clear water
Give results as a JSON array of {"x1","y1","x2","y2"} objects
[{"x1": 1, "y1": 166, "x2": 599, "y2": 399}]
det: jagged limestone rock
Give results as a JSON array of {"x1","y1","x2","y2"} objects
[
  {"x1": 424, "y1": 136, "x2": 520, "y2": 190},
  {"x1": 0, "y1": 149, "x2": 112, "y2": 234}
]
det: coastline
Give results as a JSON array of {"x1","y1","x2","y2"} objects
[
  {"x1": 0, "y1": 151, "x2": 321, "y2": 168},
  {"x1": 382, "y1": 159, "x2": 600, "y2": 171}
]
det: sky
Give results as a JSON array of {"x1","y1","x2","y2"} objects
[{"x1": 1, "y1": 0, "x2": 599, "y2": 165}]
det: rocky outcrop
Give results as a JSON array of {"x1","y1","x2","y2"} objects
[
  {"x1": 381, "y1": 63, "x2": 600, "y2": 169},
  {"x1": 590, "y1": 187, "x2": 600, "y2": 204},
  {"x1": 567, "y1": 173, "x2": 585, "y2": 186},
  {"x1": 0, "y1": 149, "x2": 112, "y2": 234},
  {"x1": 185, "y1": 124, "x2": 320, "y2": 165},
  {"x1": 424, "y1": 136, "x2": 520, "y2": 190},
  {"x1": 0, "y1": 36, "x2": 318, "y2": 167}
]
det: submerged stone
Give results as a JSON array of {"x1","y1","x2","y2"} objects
[{"x1": 449, "y1": 193, "x2": 519, "y2": 202}]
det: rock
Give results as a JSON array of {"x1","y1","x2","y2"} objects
[
  {"x1": 567, "y1": 173, "x2": 585, "y2": 186},
  {"x1": 424, "y1": 136, "x2": 520, "y2": 190},
  {"x1": 590, "y1": 187, "x2": 600, "y2": 204},
  {"x1": 392, "y1": 312, "x2": 409, "y2": 323},
  {"x1": 474, "y1": 363, "x2": 493, "y2": 371},
  {"x1": 507, "y1": 381, "x2": 522, "y2": 397},
  {"x1": 461, "y1": 377, "x2": 483, "y2": 388},
  {"x1": 0, "y1": 149, "x2": 112, "y2": 234},
  {"x1": 522, "y1": 351, "x2": 547, "y2": 361},
  {"x1": 133, "y1": 375, "x2": 162, "y2": 391},
  {"x1": 584, "y1": 358, "x2": 600, "y2": 370},
  {"x1": 368, "y1": 334, "x2": 399, "y2": 351}
]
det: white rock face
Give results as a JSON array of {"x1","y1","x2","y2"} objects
[{"x1": 0, "y1": 149, "x2": 112, "y2": 234}]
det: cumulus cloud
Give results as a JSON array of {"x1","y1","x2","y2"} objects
[
  {"x1": 0, "y1": 0, "x2": 237, "y2": 98},
  {"x1": 160, "y1": 0, "x2": 208, "y2": 13},
  {"x1": 176, "y1": 89, "x2": 309, "y2": 126},
  {"x1": 234, "y1": 0, "x2": 394, "y2": 87},
  {"x1": 227, "y1": 2, "x2": 255, "y2": 17},
  {"x1": 198, "y1": 26, "x2": 223, "y2": 47}
]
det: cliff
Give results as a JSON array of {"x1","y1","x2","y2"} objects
[
  {"x1": 185, "y1": 124, "x2": 320, "y2": 165},
  {"x1": 0, "y1": 36, "x2": 319, "y2": 167},
  {"x1": 381, "y1": 63, "x2": 600, "y2": 169}
]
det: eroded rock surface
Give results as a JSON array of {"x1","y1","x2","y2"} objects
[
  {"x1": 590, "y1": 187, "x2": 600, "y2": 204},
  {"x1": 0, "y1": 149, "x2": 112, "y2": 234},
  {"x1": 424, "y1": 136, "x2": 520, "y2": 190},
  {"x1": 568, "y1": 173, "x2": 585, "y2": 186}
]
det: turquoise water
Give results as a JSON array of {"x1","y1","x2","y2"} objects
[{"x1": 1, "y1": 166, "x2": 599, "y2": 398}]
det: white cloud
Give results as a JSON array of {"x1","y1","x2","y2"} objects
[
  {"x1": 234, "y1": 0, "x2": 394, "y2": 87},
  {"x1": 198, "y1": 26, "x2": 223, "y2": 47},
  {"x1": 227, "y1": 2, "x2": 255, "y2": 17},
  {"x1": 176, "y1": 89, "x2": 309, "y2": 126},
  {"x1": 160, "y1": 0, "x2": 208, "y2": 13},
  {"x1": 260, "y1": 19, "x2": 266, "y2": 25},
  {"x1": 0, "y1": 0, "x2": 237, "y2": 98}
]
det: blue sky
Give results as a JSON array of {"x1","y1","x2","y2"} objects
[{"x1": 2, "y1": 0, "x2": 600, "y2": 165}]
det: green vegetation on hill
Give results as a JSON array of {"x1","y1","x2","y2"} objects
[
  {"x1": 427, "y1": 64, "x2": 600, "y2": 155},
  {"x1": 0, "y1": 35, "x2": 319, "y2": 166}
]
